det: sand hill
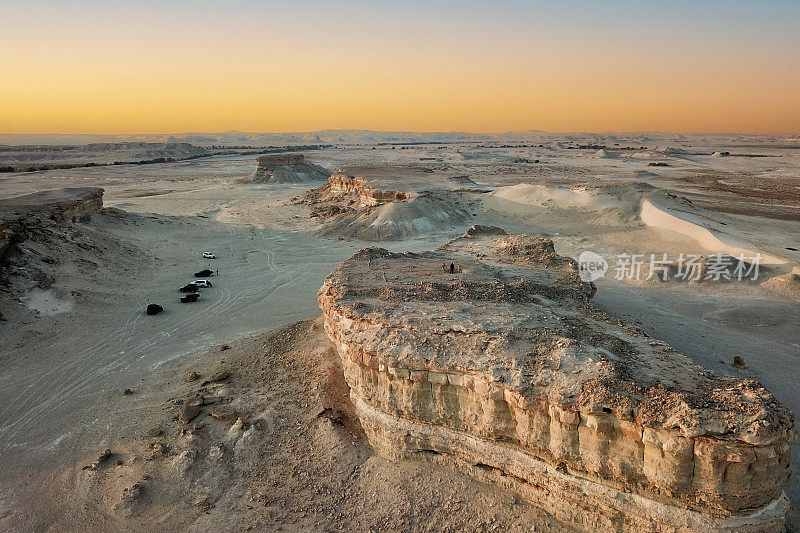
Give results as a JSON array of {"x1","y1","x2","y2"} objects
[
  {"x1": 762, "y1": 268, "x2": 800, "y2": 300},
  {"x1": 589, "y1": 148, "x2": 619, "y2": 159}
]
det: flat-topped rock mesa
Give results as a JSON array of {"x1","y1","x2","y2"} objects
[
  {"x1": 296, "y1": 169, "x2": 470, "y2": 240},
  {"x1": 0, "y1": 142, "x2": 209, "y2": 171},
  {"x1": 257, "y1": 153, "x2": 304, "y2": 166},
  {"x1": 243, "y1": 153, "x2": 330, "y2": 183},
  {"x1": 318, "y1": 226, "x2": 796, "y2": 532}
]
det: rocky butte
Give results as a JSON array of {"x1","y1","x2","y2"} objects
[
  {"x1": 243, "y1": 153, "x2": 330, "y2": 183},
  {"x1": 318, "y1": 225, "x2": 796, "y2": 532},
  {"x1": 296, "y1": 169, "x2": 470, "y2": 240},
  {"x1": 298, "y1": 170, "x2": 412, "y2": 216}
]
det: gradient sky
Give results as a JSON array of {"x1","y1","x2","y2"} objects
[{"x1": 2, "y1": 0, "x2": 799, "y2": 134}]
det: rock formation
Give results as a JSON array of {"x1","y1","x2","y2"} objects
[
  {"x1": 243, "y1": 153, "x2": 330, "y2": 183},
  {"x1": 318, "y1": 226, "x2": 795, "y2": 532},
  {"x1": 0, "y1": 142, "x2": 209, "y2": 171},
  {"x1": 1, "y1": 187, "x2": 103, "y2": 263},
  {"x1": 301, "y1": 172, "x2": 411, "y2": 211},
  {"x1": 296, "y1": 170, "x2": 470, "y2": 240},
  {"x1": 0, "y1": 187, "x2": 106, "y2": 318}
]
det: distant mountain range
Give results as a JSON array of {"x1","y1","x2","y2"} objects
[{"x1": 0, "y1": 129, "x2": 795, "y2": 147}]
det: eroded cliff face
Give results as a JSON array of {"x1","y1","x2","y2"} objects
[
  {"x1": 318, "y1": 226, "x2": 796, "y2": 532},
  {"x1": 0, "y1": 187, "x2": 103, "y2": 262},
  {"x1": 326, "y1": 173, "x2": 412, "y2": 207},
  {"x1": 0, "y1": 188, "x2": 106, "y2": 319},
  {"x1": 304, "y1": 172, "x2": 412, "y2": 212},
  {"x1": 244, "y1": 153, "x2": 330, "y2": 183}
]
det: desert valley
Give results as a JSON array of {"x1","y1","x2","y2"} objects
[{"x1": 0, "y1": 132, "x2": 799, "y2": 531}]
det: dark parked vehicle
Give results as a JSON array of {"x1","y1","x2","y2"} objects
[
  {"x1": 194, "y1": 269, "x2": 214, "y2": 277},
  {"x1": 180, "y1": 293, "x2": 200, "y2": 303},
  {"x1": 180, "y1": 283, "x2": 199, "y2": 293},
  {"x1": 146, "y1": 303, "x2": 163, "y2": 315}
]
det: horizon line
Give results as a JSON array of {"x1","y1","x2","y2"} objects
[{"x1": 2, "y1": 129, "x2": 800, "y2": 138}]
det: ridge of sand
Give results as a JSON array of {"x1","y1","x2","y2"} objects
[
  {"x1": 640, "y1": 199, "x2": 785, "y2": 264},
  {"x1": 492, "y1": 183, "x2": 623, "y2": 210}
]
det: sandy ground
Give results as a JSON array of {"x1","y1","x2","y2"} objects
[
  {"x1": 1, "y1": 140, "x2": 799, "y2": 530},
  {"x1": 0, "y1": 319, "x2": 567, "y2": 532}
]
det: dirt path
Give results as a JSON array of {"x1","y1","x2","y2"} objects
[{"x1": 0, "y1": 210, "x2": 357, "y2": 466}]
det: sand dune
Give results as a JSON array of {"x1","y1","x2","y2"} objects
[
  {"x1": 640, "y1": 199, "x2": 785, "y2": 264},
  {"x1": 762, "y1": 268, "x2": 800, "y2": 300},
  {"x1": 492, "y1": 183, "x2": 623, "y2": 211},
  {"x1": 588, "y1": 148, "x2": 618, "y2": 159}
]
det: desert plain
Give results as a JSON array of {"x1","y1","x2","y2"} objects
[{"x1": 1, "y1": 132, "x2": 799, "y2": 531}]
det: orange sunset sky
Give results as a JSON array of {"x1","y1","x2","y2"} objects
[{"x1": 2, "y1": 1, "x2": 799, "y2": 135}]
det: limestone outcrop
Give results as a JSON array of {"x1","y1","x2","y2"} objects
[
  {"x1": 325, "y1": 173, "x2": 412, "y2": 207},
  {"x1": 1, "y1": 187, "x2": 103, "y2": 261},
  {"x1": 0, "y1": 187, "x2": 106, "y2": 318},
  {"x1": 301, "y1": 171, "x2": 411, "y2": 214},
  {"x1": 244, "y1": 153, "x2": 330, "y2": 183},
  {"x1": 296, "y1": 170, "x2": 469, "y2": 240},
  {"x1": 318, "y1": 226, "x2": 795, "y2": 532}
]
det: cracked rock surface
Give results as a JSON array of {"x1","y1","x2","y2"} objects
[{"x1": 319, "y1": 225, "x2": 796, "y2": 532}]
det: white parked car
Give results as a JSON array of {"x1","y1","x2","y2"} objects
[
  {"x1": 203, "y1": 251, "x2": 216, "y2": 259},
  {"x1": 193, "y1": 279, "x2": 212, "y2": 288}
]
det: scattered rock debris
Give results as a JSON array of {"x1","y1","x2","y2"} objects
[
  {"x1": 209, "y1": 370, "x2": 230, "y2": 383},
  {"x1": 178, "y1": 404, "x2": 202, "y2": 424}
]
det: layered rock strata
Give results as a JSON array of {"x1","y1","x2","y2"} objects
[
  {"x1": 1, "y1": 187, "x2": 103, "y2": 261},
  {"x1": 296, "y1": 170, "x2": 470, "y2": 240},
  {"x1": 302, "y1": 171, "x2": 412, "y2": 213},
  {"x1": 318, "y1": 226, "x2": 795, "y2": 532},
  {"x1": 245, "y1": 153, "x2": 330, "y2": 183},
  {"x1": 326, "y1": 172, "x2": 412, "y2": 206}
]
